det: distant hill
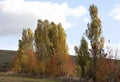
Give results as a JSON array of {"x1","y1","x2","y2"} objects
[
  {"x1": 0, "y1": 50, "x2": 77, "y2": 65},
  {"x1": 0, "y1": 50, "x2": 120, "y2": 72},
  {"x1": 0, "y1": 50, "x2": 77, "y2": 71},
  {"x1": 0, "y1": 50, "x2": 16, "y2": 64},
  {"x1": 0, "y1": 50, "x2": 16, "y2": 71}
]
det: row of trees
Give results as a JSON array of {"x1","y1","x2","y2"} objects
[
  {"x1": 12, "y1": 20, "x2": 75, "y2": 77},
  {"x1": 12, "y1": 4, "x2": 120, "y2": 82},
  {"x1": 75, "y1": 4, "x2": 120, "y2": 82}
]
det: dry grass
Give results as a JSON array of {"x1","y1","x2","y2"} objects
[{"x1": 0, "y1": 72, "x2": 58, "y2": 82}]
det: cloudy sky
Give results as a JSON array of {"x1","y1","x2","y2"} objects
[{"x1": 0, "y1": 0, "x2": 120, "y2": 58}]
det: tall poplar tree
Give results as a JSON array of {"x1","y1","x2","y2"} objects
[
  {"x1": 34, "y1": 20, "x2": 75, "y2": 76},
  {"x1": 54, "y1": 23, "x2": 68, "y2": 75},
  {"x1": 34, "y1": 20, "x2": 52, "y2": 74},
  {"x1": 57, "y1": 23, "x2": 68, "y2": 56},
  {"x1": 49, "y1": 22, "x2": 67, "y2": 55},
  {"x1": 35, "y1": 20, "x2": 51, "y2": 59},
  {"x1": 86, "y1": 5, "x2": 104, "y2": 82},
  {"x1": 49, "y1": 22, "x2": 59, "y2": 53},
  {"x1": 47, "y1": 22, "x2": 74, "y2": 76}
]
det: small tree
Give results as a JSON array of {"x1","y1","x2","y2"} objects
[
  {"x1": 74, "y1": 37, "x2": 89, "y2": 78},
  {"x1": 46, "y1": 50, "x2": 63, "y2": 77},
  {"x1": 63, "y1": 54, "x2": 76, "y2": 76},
  {"x1": 24, "y1": 50, "x2": 38, "y2": 74},
  {"x1": 46, "y1": 50, "x2": 75, "y2": 77},
  {"x1": 12, "y1": 28, "x2": 37, "y2": 73}
]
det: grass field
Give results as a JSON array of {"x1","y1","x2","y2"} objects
[{"x1": 0, "y1": 73, "x2": 59, "y2": 82}]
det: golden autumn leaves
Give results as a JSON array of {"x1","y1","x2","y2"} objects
[{"x1": 12, "y1": 20, "x2": 75, "y2": 76}]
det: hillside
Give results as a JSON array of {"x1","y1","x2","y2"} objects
[
  {"x1": 0, "y1": 50, "x2": 16, "y2": 71},
  {"x1": 0, "y1": 50, "x2": 77, "y2": 65},
  {"x1": 0, "y1": 50, "x2": 16, "y2": 64},
  {"x1": 0, "y1": 50, "x2": 77, "y2": 71}
]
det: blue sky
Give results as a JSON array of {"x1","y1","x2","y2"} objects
[{"x1": 0, "y1": 0, "x2": 120, "y2": 58}]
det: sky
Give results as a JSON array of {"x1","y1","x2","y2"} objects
[{"x1": 0, "y1": 0, "x2": 120, "y2": 59}]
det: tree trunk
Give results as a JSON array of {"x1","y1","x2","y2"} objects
[{"x1": 93, "y1": 53, "x2": 97, "y2": 82}]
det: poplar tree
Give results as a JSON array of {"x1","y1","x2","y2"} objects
[
  {"x1": 35, "y1": 20, "x2": 51, "y2": 59},
  {"x1": 34, "y1": 20, "x2": 52, "y2": 74},
  {"x1": 47, "y1": 22, "x2": 74, "y2": 76},
  {"x1": 49, "y1": 22, "x2": 58, "y2": 54},
  {"x1": 74, "y1": 37, "x2": 89, "y2": 78},
  {"x1": 34, "y1": 20, "x2": 75, "y2": 76},
  {"x1": 12, "y1": 28, "x2": 35, "y2": 73},
  {"x1": 86, "y1": 5, "x2": 104, "y2": 82},
  {"x1": 54, "y1": 23, "x2": 68, "y2": 75},
  {"x1": 49, "y1": 22, "x2": 67, "y2": 55},
  {"x1": 57, "y1": 23, "x2": 68, "y2": 56}
]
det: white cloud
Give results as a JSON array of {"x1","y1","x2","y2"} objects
[
  {"x1": 0, "y1": 0, "x2": 87, "y2": 36},
  {"x1": 109, "y1": 4, "x2": 120, "y2": 22},
  {"x1": 68, "y1": 44, "x2": 75, "y2": 55}
]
